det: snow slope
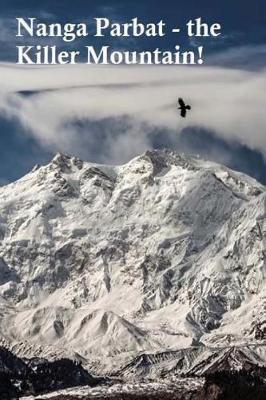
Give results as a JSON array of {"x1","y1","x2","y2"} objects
[{"x1": 0, "y1": 150, "x2": 265, "y2": 374}]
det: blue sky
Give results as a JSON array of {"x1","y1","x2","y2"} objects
[
  {"x1": 1, "y1": 0, "x2": 266, "y2": 61},
  {"x1": 0, "y1": 0, "x2": 266, "y2": 184}
]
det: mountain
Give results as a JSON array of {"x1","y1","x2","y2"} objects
[{"x1": 0, "y1": 149, "x2": 265, "y2": 376}]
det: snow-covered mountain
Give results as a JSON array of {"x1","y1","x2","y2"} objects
[{"x1": 0, "y1": 150, "x2": 265, "y2": 375}]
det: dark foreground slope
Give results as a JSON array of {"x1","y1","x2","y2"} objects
[{"x1": 0, "y1": 347, "x2": 101, "y2": 399}]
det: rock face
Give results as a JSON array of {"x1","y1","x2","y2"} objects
[
  {"x1": 0, "y1": 346, "x2": 99, "y2": 399},
  {"x1": 0, "y1": 150, "x2": 265, "y2": 374}
]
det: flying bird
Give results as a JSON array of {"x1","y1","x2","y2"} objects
[{"x1": 178, "y1": 98, "x2": 191, "y2": 118}]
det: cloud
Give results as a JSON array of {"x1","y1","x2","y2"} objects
[
  {"x1": 0, "y1": 58, "x2": 265, "y2": 165},
  {"x1": 208, "y1": 44, "x2": 266, "y2": 70}
]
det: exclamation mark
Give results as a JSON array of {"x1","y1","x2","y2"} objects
[{"x1": 198, "y1": 46, "x2": 203, "y2": 65}]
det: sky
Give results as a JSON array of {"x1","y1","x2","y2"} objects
[{"x1": 0, "y1": 0, "x2": 266, "y2": 184}]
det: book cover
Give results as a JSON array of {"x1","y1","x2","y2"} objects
[{"x1": 0, "y1": 1, "x2": 265, "y2": 398}]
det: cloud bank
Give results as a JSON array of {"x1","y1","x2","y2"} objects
[{"x1": 0, "y1": 60, "x2": 265, "y2": 164}]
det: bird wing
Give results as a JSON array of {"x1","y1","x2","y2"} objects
[
  {"x1": 180, "y1": 108, "x2": 186, "y2": 118},
  {"x1": 178, "y1": 98, "x2": 185, "y2": 107}
]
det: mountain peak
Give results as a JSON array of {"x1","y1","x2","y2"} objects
[{"x1": 51, "y1": 152, "x2": 84, "y2": 172}]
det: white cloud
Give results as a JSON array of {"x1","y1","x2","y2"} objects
[
  {"x1": 208, "y1": 45, "x2": 266, "y2": 70},
  {"x1": 0, "y1": 60, "x2": 265, "y2": 163}
]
